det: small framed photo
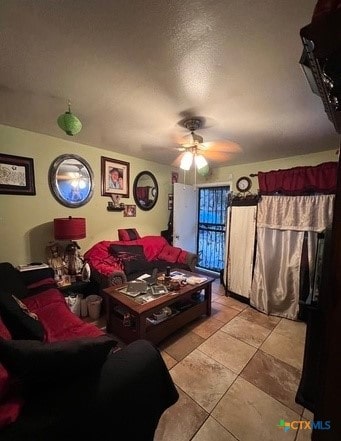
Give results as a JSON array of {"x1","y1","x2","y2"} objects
[
  {"x1": 0, "y1": 153, "x2": 36, "y2": 195},
  {"x1": 171, "y1": 171, "x2": 178, "y2": 184},
  {"x1": 168, "y1": 193, "x2": 173, "y2": 210},
  {"x1": 101, "y1": 156, "x2": 130, "y2": 198},
  {"x1": 124, "y1": 204, "x2": 136, "y2": 217},
  {"x1": 61, "y1": 275, "x2": 72, "y2": 286}
]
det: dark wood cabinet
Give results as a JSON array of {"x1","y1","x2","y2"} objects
[
  {"x1": 297, "y1": 4, "x2": 341, "y2": 440},
  {"x1": 299, "y1": 8, "x2": 341, "y2": 134}
]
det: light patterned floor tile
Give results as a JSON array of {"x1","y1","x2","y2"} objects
[
  {"x1": 211, "y1": 302, "x2": 241, "y2": 324},
  {"x1": 154, "y1": 387, "x2": 208, "y2": 441},
  {"x1": 240, "y1": 350, "x2": 303, "y2": 414},
  {"x1": 198, "y1": 330, "x2": 257, "y2": 374},
  {"x1": 187, "y1": 316, "x2": 224, "y2": 339},
  {"x1": 170, "y1": 349, "x2": 236, "y2": 412},
  {"x1": 161, "y1": 330, "x2": 205, "y2": 361},
  {"x1": 161, "y1": 350, "x2": 178, "y2": 370},
  {"x1": 273, "y1": 318, "x2": 307, "y2": 344},
  {"x1": 260, "y1": 331, "x2": 305, "y2": 371},
  {"x1": 212, "y1": 377, "x2": 300, "y2": 441},
  {"x1": 239, "y1": 306, "x2": 281, "y2": 330},
  {"x1": 192, "y1": 417, "x2": 238, "y2": 441},
  {"x1": 221, "y1": 316, "x2": 272, "y2": 348}
]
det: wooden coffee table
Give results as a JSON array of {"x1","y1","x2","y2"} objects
[{"x1": 102, "y1": 270, "x2": 214, "y2": 344}]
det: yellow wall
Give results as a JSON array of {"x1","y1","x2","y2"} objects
[
  {"x1": 204, "y1": 149, "x2": 339, "y2": 192},
  {"x1": 0, "y1": 124, "x2": 172, "y2": 266},
  {"x1": 1, "y1": 123, "x2": 338, "y2": 267}
]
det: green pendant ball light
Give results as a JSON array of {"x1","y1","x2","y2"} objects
[{"x1": 57, "y1": 100, "x2": 82, "y2": 136}]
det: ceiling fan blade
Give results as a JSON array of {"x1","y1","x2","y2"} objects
[
  {"x1": 172, "y1": 153, "x2": 185, "y2": 168},
  {"x1": 201, "y1": 140, "x2": 241, "y2": 153},
  {"x1": 202, "y1": 150, "x2": 232, "y2": 162}
]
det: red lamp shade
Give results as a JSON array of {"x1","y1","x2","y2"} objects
[{"x1": 54, "y1": 217, "x2": 86, "y2": 240}]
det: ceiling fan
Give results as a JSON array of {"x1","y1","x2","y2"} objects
[{"x1": 173, "y1": 117, "x2": 240, "y2": 174}]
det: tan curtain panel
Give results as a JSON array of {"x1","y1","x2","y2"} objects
[
  {"x1": 257, "y1": 195, "x2": 335, "y2": 232},
  {"x1": 227, "y1": 205, "x2": 257, "y2": 298},
  {"x1": 250, "y1": 228, "x2": 304, "y2": 320},
  {"x1": 250, "y1": 194, "x2": 334, "y2": 320}
]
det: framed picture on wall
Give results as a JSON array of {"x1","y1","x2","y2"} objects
[
  {"x1": 171, "y1": 171, "x2": 178, "y2": 184},
  {"x1": 0, "y1": 153, "x2": 36, "y2": 195},
  {"x1": 168, "y1": 193, "x2": 173, "y2": 210},
  {"x1": 124, "y1": 204, "x2": 136, "y2": 217},
  {"x1": 101, "y1": 156, "x2": 130, "y2": 198}
]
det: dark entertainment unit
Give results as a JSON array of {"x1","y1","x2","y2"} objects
[{"x1": 296, "y1": 3, "x2": 341, "y2": 439}]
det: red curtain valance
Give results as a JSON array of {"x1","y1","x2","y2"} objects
[{"x1": 258, "y1": 162, "x2": 338, "y2": 195}]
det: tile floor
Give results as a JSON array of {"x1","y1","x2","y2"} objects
[{"x1": 153, "y1": 279, "x2": 312, "y2": 441}]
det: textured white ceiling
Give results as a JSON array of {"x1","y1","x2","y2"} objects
[{"x1": 0, "y1": 0, "x2": 338, "y2": 167}]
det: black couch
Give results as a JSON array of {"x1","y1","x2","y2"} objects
[{"x1": 0, "y1": 263, "x2": 178, "y2": 441}]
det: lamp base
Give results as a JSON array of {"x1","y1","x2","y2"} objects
[{"x1": 64, "y1": 241, "x2": 83, "y2": 276}]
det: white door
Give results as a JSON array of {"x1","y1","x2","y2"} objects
[{"x1": 173, "y1": 183, "x2": 197, "y2": 253}]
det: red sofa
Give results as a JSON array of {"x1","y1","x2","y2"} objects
[
  {"x1": 0, "y1": 263, "x2": 178, "y2": 440},
  {"x1": 84, "y1": 235, "x2": 198, "y2": 289}
]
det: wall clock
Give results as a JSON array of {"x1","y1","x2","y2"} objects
[{"x1": 236, "y1": 176, "x2": 252, "y2": 193}]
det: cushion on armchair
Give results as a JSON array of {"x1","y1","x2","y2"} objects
[
  {"x1": 0, "y1": 335, "x2": 117, "y2": 385},
  {"x1": 158, "y1": 244, "x2": 182, "y2": 263}
]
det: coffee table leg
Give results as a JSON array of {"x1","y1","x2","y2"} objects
[
  {"x1": 205, "y1": 283, "x2": 212, "y2": 316},
  {"x1": 105, "y1": 296, "x2": 112, "y2": 333},
  {"x1": 135, "y1": 315, "x2": 146, "y2": 340}
]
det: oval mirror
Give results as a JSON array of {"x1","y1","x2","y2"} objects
[
  {"x1": 133, "y1": 171, "x2": 158, "y2": 211},
  {"x1": 49, "y1": 154, "x2": 94, "y2": 208}
]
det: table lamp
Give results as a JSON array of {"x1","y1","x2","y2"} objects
[{"x1": 54, "y1": 217, "x2": 86, "y2": 276}]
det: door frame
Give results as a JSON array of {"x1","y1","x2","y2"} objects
[{"x1": 196, "y1": 180, "x2": 232, "y2": 279}]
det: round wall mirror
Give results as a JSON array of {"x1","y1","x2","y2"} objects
[
  {"x1": 133, "y1": 171, "x2": 158, "y2": 211},
  {"x1": 49, "y1": 154, "x2": 94, "y2": 208}
]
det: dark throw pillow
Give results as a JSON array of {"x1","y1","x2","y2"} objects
[
  {"x1": 0, "y1": 335, "x2": 117, "y2": 384},
  {"x1": 0, "y1": 262, "x2": 28, "y2": 299},
  {"x1": 108, "y1": 244, "x2": 145, "y2": 259},
  {"x1": 0, "y1": 293, "x2": 45, "y2": 341},
  {"x1": 123, "y1": 258, "x2": 154, "y2": 276},
  {"x1": 117, "y1": 228, "x2": 140, "y2": 241}
]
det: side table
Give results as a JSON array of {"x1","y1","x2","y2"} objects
[{"x1": 58, "y1": 280, "x2": 98, "y2": 297}]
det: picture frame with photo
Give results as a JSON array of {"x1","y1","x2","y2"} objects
[
  {"x1": 171, "y1": 171, "x2": 178, "y2": 184},
  {"x1": 168, "y1": 193, "x2": 173, "y2": 210},
  {"x1": 124, "y1": 204, "x2": 136, "y2": 217},
  {"x1": 0, "y1": 153, "x2": 36, "y2": 195},
  {"x1": 101, "y1": 156, "x2": 130, "y2": 198}
]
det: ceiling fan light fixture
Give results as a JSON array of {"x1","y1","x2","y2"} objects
[
  {"x1": 195, "y1": 154, "x2": 208, "y2": 170},
  {"x1": 57, "y1": 101, "x2": 82, "y2": 136},
  {"x1": 180, "y1": 151, "x2": 193, "y2": 170}
]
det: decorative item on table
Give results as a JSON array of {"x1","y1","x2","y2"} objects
[
  {"x1": 81, "y1": 262, "x2": 91, "y2": 282},
  {"x1": 47, "y1": 241, "x2": 67, "y2": 282},
  {"x1": 150, "y1": 285, "x2": 168, "y2": 296},
  {"x1": 53, "y1": 217, "x2": 86, "y2": 281},
  {"x1": 169, "y1": 279, "x2": 181, "y2": 291},
  {"x1": 57, "y1": 100, "x2": 82, "y2": 136}
]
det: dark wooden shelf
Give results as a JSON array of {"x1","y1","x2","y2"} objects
[{"x1": 107, "y1": 206, "x2": 124, "y2": 211}]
